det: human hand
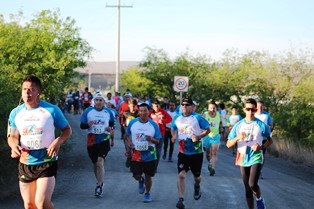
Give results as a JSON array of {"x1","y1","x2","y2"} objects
[
  {"x1": 11, "y1": 145, "x2": 22, "y2": 158},
  {"x1": 251, "y1": 143, "x2": 260, "y2": 151},
  {"x1": 191, "y1": 134, "x2": 200, "y2": 142},
  {"x1": 47, "y1": 139, "x2": 60, "y2": 158}
]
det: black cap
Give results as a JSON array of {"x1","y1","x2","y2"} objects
[{"x1": 182, "y1": 97, "x2": 193, "y2": 105}]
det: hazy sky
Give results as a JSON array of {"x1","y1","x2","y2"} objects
[{"x1": 1, "y1": 0, "x2": 313, "y2": 61}]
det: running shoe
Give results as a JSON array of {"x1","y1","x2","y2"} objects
[
  {"x1": 176, "y1": 198, "x2": 185, "y2": 209},
  {"x1": 138, "y1": 176, "x2": 145, "y2": 194},
  {"x1": 162, "y1": 154, "x2": 166, "y2": 160},
  {"x1": 144, "y1": 193, "x2": 152, "y2": 203},
  {"x1": 209, "y1": 168, "x2": 216, "y2": 176},
  {"x1": 208, "y1": 164, "x2": 215, "y2": 176},
  {"x1": 95, "y1": 183, "x2": 103, "y2": 197},
  {"x1": 256, "y1": 197, "x2": 266, "y2": 209},
  {"x1": 194, "y1": 184, "x2": 201, "y2": 200}
]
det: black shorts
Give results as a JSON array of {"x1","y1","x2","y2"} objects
[
  {"x1": 87, "y1": 140, "x2": 110, "y2": 163},
  {"x1": 18, "y1": 161, "x2": 58, "y2": 183},
  {"x1": 177, "y1": 152, "x2": 203, "y2": 177},
  {"x1": 131, "y1": 160, "x2": 157, "y2": 177}
]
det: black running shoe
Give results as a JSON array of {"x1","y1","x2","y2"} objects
[
  {"x1": 194, "y1": 184, "x2": 201, "y2": 200},
  {"x1": 209, "y1": 168, "x2": 216, "y2": 176},
  {"x1": 176, "y1": 198, "x2": 185, "y2": 209},
  {"x1": 95, "y1": 183, "x2": 103, "y2": 197}
]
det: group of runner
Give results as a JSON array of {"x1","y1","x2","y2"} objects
[{"x1": 7, "y1": 75, "x2": 273, "y2": 209}]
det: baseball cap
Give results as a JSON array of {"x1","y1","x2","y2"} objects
[
  {"x1": 124, "y1": 93, "x2": 132, "y2": 97},
  {"x1": 94, "y1": 93, "x2": 105, "y2": 100},
  {"x1": 181, "y1": 97, "x2": 193, "y2": 105}
]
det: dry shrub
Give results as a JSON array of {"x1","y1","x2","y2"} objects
[{"x1": 268, "y1": 136, "x2": 314, "y2": 166}]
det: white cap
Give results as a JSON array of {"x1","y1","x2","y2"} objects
[
  {"x1": 94, "y1": 93, "x2": 105, "y2": 100},
  {"x1": 124, "y1": 93, "x2": 132, "y2": 97}
]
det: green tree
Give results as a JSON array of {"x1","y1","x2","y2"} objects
[{"x1": 0, "y1": 9, "x2": 93, "y2": 191}]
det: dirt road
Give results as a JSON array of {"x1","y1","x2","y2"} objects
[{"x1": 2, "y1": 113, "x2": 314, "y2": 209}]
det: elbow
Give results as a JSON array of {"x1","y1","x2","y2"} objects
[{"x1": 226, "y1": 140, "x2": 232, "y2": 148}]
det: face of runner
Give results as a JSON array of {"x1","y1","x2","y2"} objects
[
  {"x1": 244, "y1": 103, "x2": 257, "y2": 121},
  {"x1": 94, "y1": 97, "x2": 105, "y2": 110},
  {"x1": 232, "y1": 108, "x2": 237, "y2": 115},
  {"x1": 208, "y1": 104, "x2": 216, "y2": 113},
  {"x1": 22, "y1": 81, "x2": 40, "y2": 108},
  {"x1": 181, "y1": 102, "x2": 192, "y2": 116},
  {"x1": 152, "y1": 103, "x2": 160, "y2": 112},
  {"x1": 169, "y1": 102, "x2": 176, "y2": 112},
  {"x1": 138, "y1": 105, "x2": 149, "y2": 122},
  {"x1": 128, "y1": 103, "x2": 135, "y2": 112},
  {"x1": 256, "y1": 102, "x2": 263, "y2": 114}
]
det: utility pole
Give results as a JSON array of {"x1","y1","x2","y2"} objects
[{"x1": 106, "y1": 0, "x2": 133, "y2": 92}]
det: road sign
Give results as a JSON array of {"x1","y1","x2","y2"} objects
[{"x1": 174, "y1": 76, "x2": 189, "y2": 92}]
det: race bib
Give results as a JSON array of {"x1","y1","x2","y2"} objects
[
  {"x1": 23, "y1": 135, "x2": 42, "y2": 150},
  {"x1": 134, "y1": 141, "x2": 149, "y2": 151},
  {"x1": 91, "y1": 125, "x2": 105, "y2": 134}
]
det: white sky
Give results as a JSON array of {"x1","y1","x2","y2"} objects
[{"x1": 1, "y1": 0, "x2": 313, "y2": 61}]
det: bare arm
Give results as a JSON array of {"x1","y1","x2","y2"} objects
[
  {"x1": 226, "y1": 132, "x2": 245, "y2": 148},
  {"x1": 171, "y1": 129, "x2": 177, "y2": 143},
  {"x1": 7, "y1": 134, "x2": 21, "y2": 158},
  {"x1": 47, "y1": 124, "x2": 72, "y2": 157}
]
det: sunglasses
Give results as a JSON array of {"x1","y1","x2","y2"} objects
[
  {"x1": 245, "y1": 107, "x2": 257, "y2": 112},
  {"x1": 182, "y1": 103, "x2": 191, "y2": 106}
]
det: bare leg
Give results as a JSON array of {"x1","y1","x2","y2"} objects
[
  {"x1": 177, "y1": 170, "x2": 186, "y2": 198},
  {"x1": 35, "y1": 177, "x2": 55, "y2": 209},
  {"x1": 19, "y1": 181, "x2": 37, "y2": 209}
]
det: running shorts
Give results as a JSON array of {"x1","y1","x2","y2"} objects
[
  {"x1": 18, "y1": 161, "x2": 58, "y2": 183},
  {"x1": 203, "y1": 134, "x2": 220, "y2": 148},
  {"x1": 87, "y1": 140, "x2": 110, "y2": 163},
  {"x1": 177, "y1": 152, "x2": 203, "y2": 177},
  {"x1": 131, "y1": 160, "x2": 157, "y2": 177}
]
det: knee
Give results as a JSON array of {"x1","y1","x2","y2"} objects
[
  {"x1": 249, "y1": 182, "x2": 259, "y2": 193},
  {"x1": 96, "y1": 158, "x2": 104, "y2": 167},
  {"x1": 24, "y1": 202, "x2": 37, "y2": 209},
  {"x1": 178, "y1": 172, "x2": 186, "y2": 180},
  {"x1": 133, "y1": 175, "x2": 142, "y2": 181}
]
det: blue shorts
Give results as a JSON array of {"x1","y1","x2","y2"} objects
[{"x1": 202, "y1": 134, "x2": 220, "y2": 148}]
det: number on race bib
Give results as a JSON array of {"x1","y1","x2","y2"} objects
[
  {"x1": 91, "y1": 125, "x2": 105, "y2": 134},
  {"x1": 134, "y1": 141, "x2": 149, "y2": 151},
  {"x1": 25, "y1": 136, "x2": 42, "y2": 149}
]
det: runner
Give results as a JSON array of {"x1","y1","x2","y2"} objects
[
  {"x1": 149, "y1": 99, "x2": 172, "y2": 169},
  {"x1": 7, "y1": 75, "x2": 72, "y2": 209},
  {"x1": 163, "y1": 100, "x2": 178, "y2": 162},
  {"x1": 105, "y1": 101, "x2": 118, "y2": 147},
  {"x1": 126, "y1": 103, "x2": 162, "y2": 203},
  {"x1": 81, "y1": 87, "x2": 93, "y2": 110},
  {"x1": 171, "y1": 97, "x2": 210, "y2": 209},
  {"x1": 80, "y1": 93, "x2": 115, "y2": 197},
  {"x1": 118, "y1": 93, "x2": 131, "y2": 140},
  {"x1": 202, "y1": 100, "x2": 222, "y2": 176},
  {"x1": 254, "y1": 100, "x2": 273, "y2": 179},
  {"x1": 227, "y1": 98, "x2": 273, "y2": 209},
  {"x1": 218, "y1": 103, "x2": 227, "y2": 144},
  {"x1": 227, "y1": 106, "x2": 243, "y2": 156},
  {"x1": 122, "y1": 98, "x2": 139, "y2": 168}
]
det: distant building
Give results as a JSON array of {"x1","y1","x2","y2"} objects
[{"x1": 75, "y1": 61, "x2": 139, "y2": 91}]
